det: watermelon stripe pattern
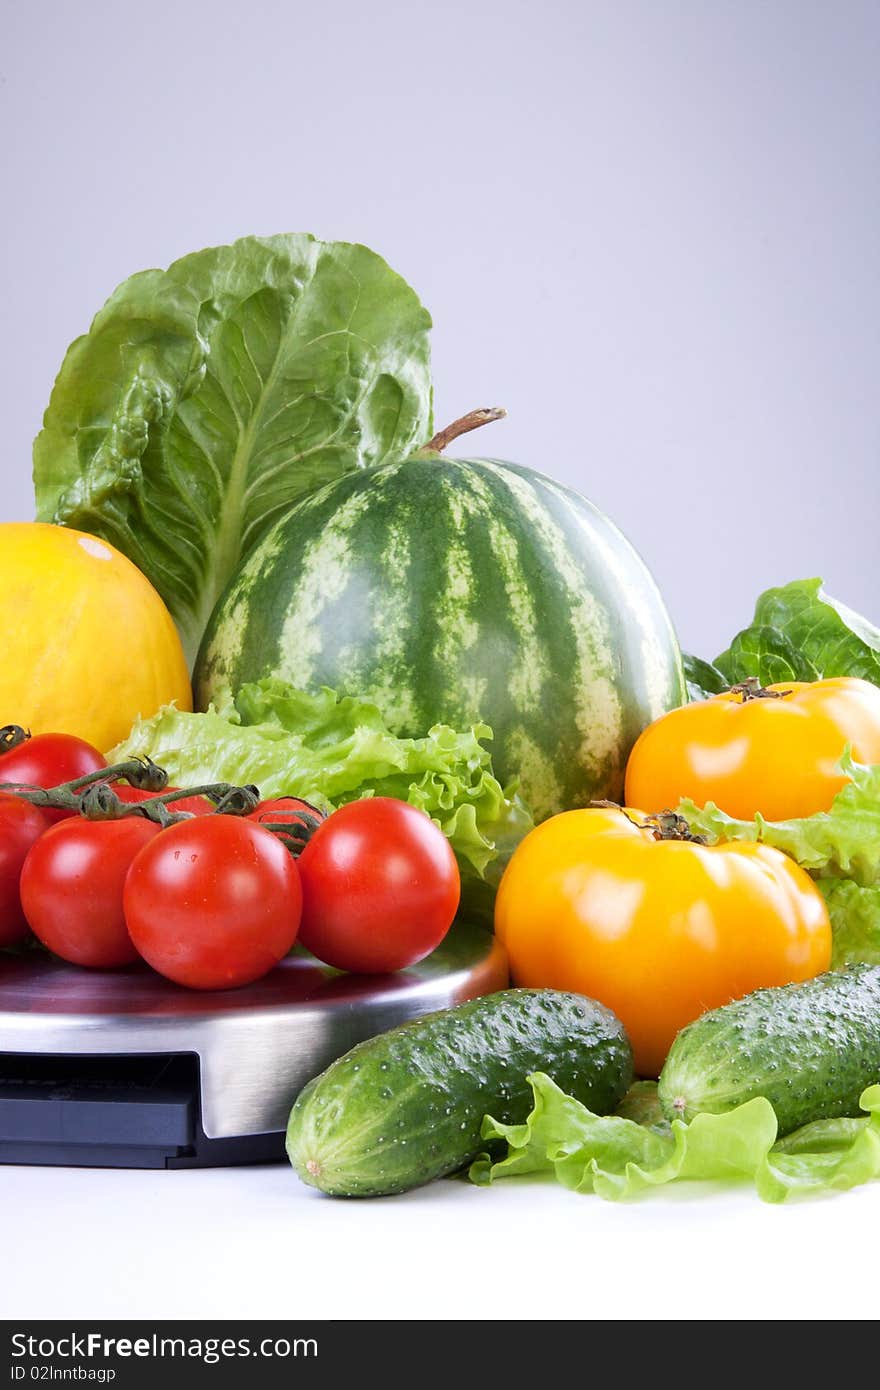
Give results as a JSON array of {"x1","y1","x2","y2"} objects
[{"x1": 194, "y1": 456, "x2": 685, "y2": 819}]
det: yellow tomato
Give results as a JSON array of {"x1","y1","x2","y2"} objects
[
  {"x1": 0, "y1": 523, "x2": 191, "y2": 750},
  {"x1": 495, "y1": 805, "x2": 831, "y2": 1076},
  {"x1": 625, "y1": 677, "x2": 880, "y2": 820}
]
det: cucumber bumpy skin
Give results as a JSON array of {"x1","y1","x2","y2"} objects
[
  {"x1": 658, "y1": 965, "x2": 880, "y2": 1137},
  {"x1": 286, "y1": 988, "x2": 633, "y2": 1197}
]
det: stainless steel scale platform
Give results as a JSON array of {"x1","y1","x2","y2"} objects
[{"x1": 0, "y1": 924, "x2": 508, "y2": 1169}]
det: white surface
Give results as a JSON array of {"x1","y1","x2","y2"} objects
[{"x1": 1, "y1": 1159, "x2": 875, "y2": 1320}]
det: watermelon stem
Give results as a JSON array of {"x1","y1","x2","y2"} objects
[{"x1": 422, "y1": 407, "x2": 507, "y2": 455}]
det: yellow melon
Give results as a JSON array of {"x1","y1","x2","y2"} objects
[{"x1": 0, "y1": 522, "x2": 192, "y2": 750}]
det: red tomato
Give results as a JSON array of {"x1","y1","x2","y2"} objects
[
  {"x1": 20, "y1": 817, "x2": 162, "y2": 967},
  {"x1": 0, "y1": 795, "x2": 52, "y2": 947},
  {"x1": 124, "y1": 818, "x2": 302, "y2": 990},
  {"x1": 247, "y1": 797, "x2": 325, "y2": 840},
  {"x1": 0, "y1": 732, "x2": 107, "y2": 824},
  {"x1": 297, "y1": 798, "x2": 460, "y2": 973},
  {"x1": 111, "y1": 784, "x2": 214, "y2": 817}
]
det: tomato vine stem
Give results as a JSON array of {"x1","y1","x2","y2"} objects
[
  {"x1": 0, "y1": 761, "x2": 262, "y2": 827},
  {"x1": 0, "y1": 761, "x2": 329, "y2": 847}
]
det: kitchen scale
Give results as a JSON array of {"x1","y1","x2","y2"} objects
[{"x1": 0, "y1": 923, "x2": 508, "y2": 1169}]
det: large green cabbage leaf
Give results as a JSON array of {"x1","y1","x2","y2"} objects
[
  {"x1": 681, "y1": 653, "x2": 727, "y2": 701},
  {"x1": 33, "y1": 234, "x2": 433, "y2": 663},
  {"x1": 110, "y1": 679, "x2": 533, "y2": 921},
  {"x1": 684, "y1": 578, "x2": 880, "y2": 696},
  {"x1": 471, "y1": 1074, "x2": 880, "y2": 1202}
]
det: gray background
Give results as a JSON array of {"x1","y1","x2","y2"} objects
[{"x1": 3, "y1": 0, "x2": 877, "y2": 658}]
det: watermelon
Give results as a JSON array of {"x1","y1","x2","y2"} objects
[{"x1": 194, "y1": 454, "x2": 685, "y2": 819}]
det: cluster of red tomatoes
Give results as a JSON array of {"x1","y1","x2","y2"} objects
[{"x1": 0, "y1": 731, "x2": 461, "y2": 990}]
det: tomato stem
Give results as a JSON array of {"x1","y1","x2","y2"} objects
[
  {"x1": 641, "y1": 810, "x2": 708, "y2": 844},
  {"x1": 590, "y1": 800, "x2": 708, "y2": 844},
  {"x1": 66, "y1": 759, "x2": 170, "y2": 795},
  {"x1": 76, "y1": 781, "x2": 264, "y2": 826},
  {"x1": 728, "y1": 676, "x2": 793, "y2": 702},
  {"x1": 78, "y1": 782, "x2": 190, "y2": 826},
  {"x1": 0, "y1": 725, "x2": 30, "y2": 754},
  {"x1": 255, "y1": 814, "x2": 323, "y2": 856},
  {"x1": 204, "y1": 784, "x2": 263, "y2": 814}
]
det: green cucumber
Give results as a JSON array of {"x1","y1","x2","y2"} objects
[
  {"x1": 286, "y1": 988, "x2": 633, "y2": 1197},
  {"x1": 659, "y1": 965, "x2": 880, "y2": 1136}
]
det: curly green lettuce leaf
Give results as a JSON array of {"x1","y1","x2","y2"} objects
[
  {"x1": 110, "y1": 679, "x2": 533, "y2": 918},
  {"x1": 471, "y1": 1074, "x2": 880, "y2": 1203},
  {"x1": 820, "y1": 880, "x2": 880, "y2": 967},
  {"x1": 34, "y1": 234, "x2": 432, "y2": 662},
  {"x1": 711, "y1": 579, "x2": 880, "y2": 688},
  {"x1": 681, "y1": 749, "x2": 880, "y2": 886}
]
